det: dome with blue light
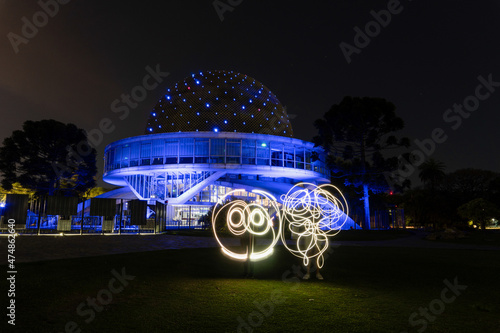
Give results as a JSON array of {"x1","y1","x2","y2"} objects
[{"x1": 145, "y1": 70, "x2": 293, "y2": 137}]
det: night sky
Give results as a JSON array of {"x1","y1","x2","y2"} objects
[{"x1": 1, "y1": 0, "x2": 499, "y2": 187}]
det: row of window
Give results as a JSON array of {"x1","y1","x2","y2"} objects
[{"x1": 105, "y1": 138, "x2": 328, "y2": 177}]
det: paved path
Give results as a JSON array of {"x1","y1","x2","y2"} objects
[{"x1": 0, "y1": 232, "x2": 498, "y2": 265}]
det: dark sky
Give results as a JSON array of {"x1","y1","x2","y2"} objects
[{"x1": 1, "y1": 0, "x2": 499, "y2": 187}]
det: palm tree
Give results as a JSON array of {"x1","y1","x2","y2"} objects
[{"x1": 418, "y1": 159, "x2": 446, "y2": 190}]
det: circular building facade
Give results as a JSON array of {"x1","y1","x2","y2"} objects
[{"x1": 102, "y1": 70, "x2": 331, "y2": 228}]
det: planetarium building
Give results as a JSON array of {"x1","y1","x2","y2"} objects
[{"x1": 101, "y1": 70, "x2": 334, "y2": 229}]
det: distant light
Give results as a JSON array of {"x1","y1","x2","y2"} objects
[
  {"x1": 213, "y1": 128, "x2": 219, "y2": 132},
  {"x1": 261, "y1": 143, "x2": 267, "y2": 147},
  {"x1": 148, "y1": 128, "x2": 153, "y2": 132}
]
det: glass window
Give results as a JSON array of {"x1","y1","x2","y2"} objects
[
  {"x1": 211, "y1": 139, "x2": 225, "y2": 156},
  {"x1": 256, "y1": 140, "x2": 269, "y2": 165},
  {"x1": 141, "y1": 143, "x2": 151, "y2": 165},
  {"x1": 152, "y1": 140, "x2": 164, "y2": 157},
  {"x1": 271, "y1": 142, "x2": 283, "y2": 167},
  {"x1": 195, "y1": 139, "x2": 209, "y2": 156},
  {"x1": 165, "y1": 140, "x2": 178, "y2": 164},
  {"x1": 210, "y1": 139, "x2": 225, "y2": 163},
  {"x1": 115, "y1": 146, "x2": 122, "y2": 169},
  {"x1": 179, "y1": 138, "x2": 194, "y2": 156},
  {"x1": 130, "y1": 142, "x2": 140, "y2": 167},
  {"x1": 242, "y1": 140, "x2": 255, "y2": 164},
  {"x1": 284, "y1": 145, "x2": 294, "y2": 168},
  {"x1": 295, "y1": 147, "x2": 305, "y2": 169},
  {"x1": 226, "y1": 140, "x2": 240, "y2": 156}
]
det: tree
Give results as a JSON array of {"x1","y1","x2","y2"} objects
[
  {"x1": 314, "y1": 96, "x2": 409, "y2": 229},
  {"x1": 0, "y1": 119, "x2": 97, "y2": 196},
  {"x1": 418, "y1": 158, "x2": 446, "y2": 190},
  {"x1": 444, "y1": 169, "x2": 498, "y2": 201},
  {"x1": 458, "y1": 198, "x2": 500, "y2": 231}
]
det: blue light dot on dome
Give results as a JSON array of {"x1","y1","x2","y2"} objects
[
  {"x1": 159, "y1": 125, "x2": 162, "y2": 128},
  {"x1": 197, "y1": 112, "x2": 200, "y2": 115},
  {"x1": 213, "y1": 128, "x2": 219, "y2": 132},
  {"x1": 152, "y1": 112, "x2": 156, "y2": 116},
  {"x1": 243, "y1": 122, "x2": 246, "y2": 125},
  {"x1": 206, "y1": 103, "x2": 210, "y2": 108},
  {"x1": 233, "y1": 113, "x2": 236, "y2": 116},
  {"x1": 166, "y1": 95, "x2": 171, "y2": 100},
  {"x1": 148, "y1": 128, "x2": 153, "y2": 132},
  {"x1": 224, "y1": 120, "x2": 228, "y2": 124},
  {"x1": 242, "y1": 106, "x2": 245, "y2": 110},
  {"x1": 183, "y1": 99, "x2": 186, "y2": 102},
  {"x1": 249, "y1": 99, "x2": 252, "y2": 103},
  {"x1": 196, "y1": 80, "x2": 200, "y2": 84}
]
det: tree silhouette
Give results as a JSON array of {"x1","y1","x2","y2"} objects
[
  {"x1": 458, "y1": 198, "x2": 500, "y2": 231},
  {"x1": 418, "y1": 159, "x2": 446, "y2": 190},
  {"x1": 314, "y1": 96, "x2": 409, "y2": 229},
  {"x1": 0, "y1": 119, "x2": 97, "y2": 196}
]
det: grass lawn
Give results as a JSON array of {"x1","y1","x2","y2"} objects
[
  {"x1": 2, "y1": 244, "x2": 499, "y2": 333},
  {"x1": 166, "y1": 228, "x2": 413, "y2": 241}
]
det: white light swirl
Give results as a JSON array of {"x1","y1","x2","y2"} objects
[
  {"x1": 280, "y1": 183, "x2": 349, "y2": 268},
  {"x1": 212, "y1": 189, "x2": 282, "y2": 261}
]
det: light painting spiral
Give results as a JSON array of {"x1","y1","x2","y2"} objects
[
  {"x1": 211, "y1": 189, "x2": 282, "y2": 261},
  {"x1": 280, "y1": 183, "x2": 349, "y2": 268}
]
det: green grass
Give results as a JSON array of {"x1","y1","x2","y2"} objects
[{"x1": 2, "y1": 245, "x2": 500, "y2": 333}]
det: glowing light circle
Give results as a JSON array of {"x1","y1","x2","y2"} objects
[
  {"x1": 280, "y1": 183, "x2": 349, "y2": 268},
  {"x1": 211, "y1": 189, "x2": 282, "y2": 262},
  {"x1": 212, "y1": 183, "x2": 349, "y2": 268}
]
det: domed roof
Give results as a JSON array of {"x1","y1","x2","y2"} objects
[{"x1": 145, "y1": 70, "x2": 293, "y2": 137}]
